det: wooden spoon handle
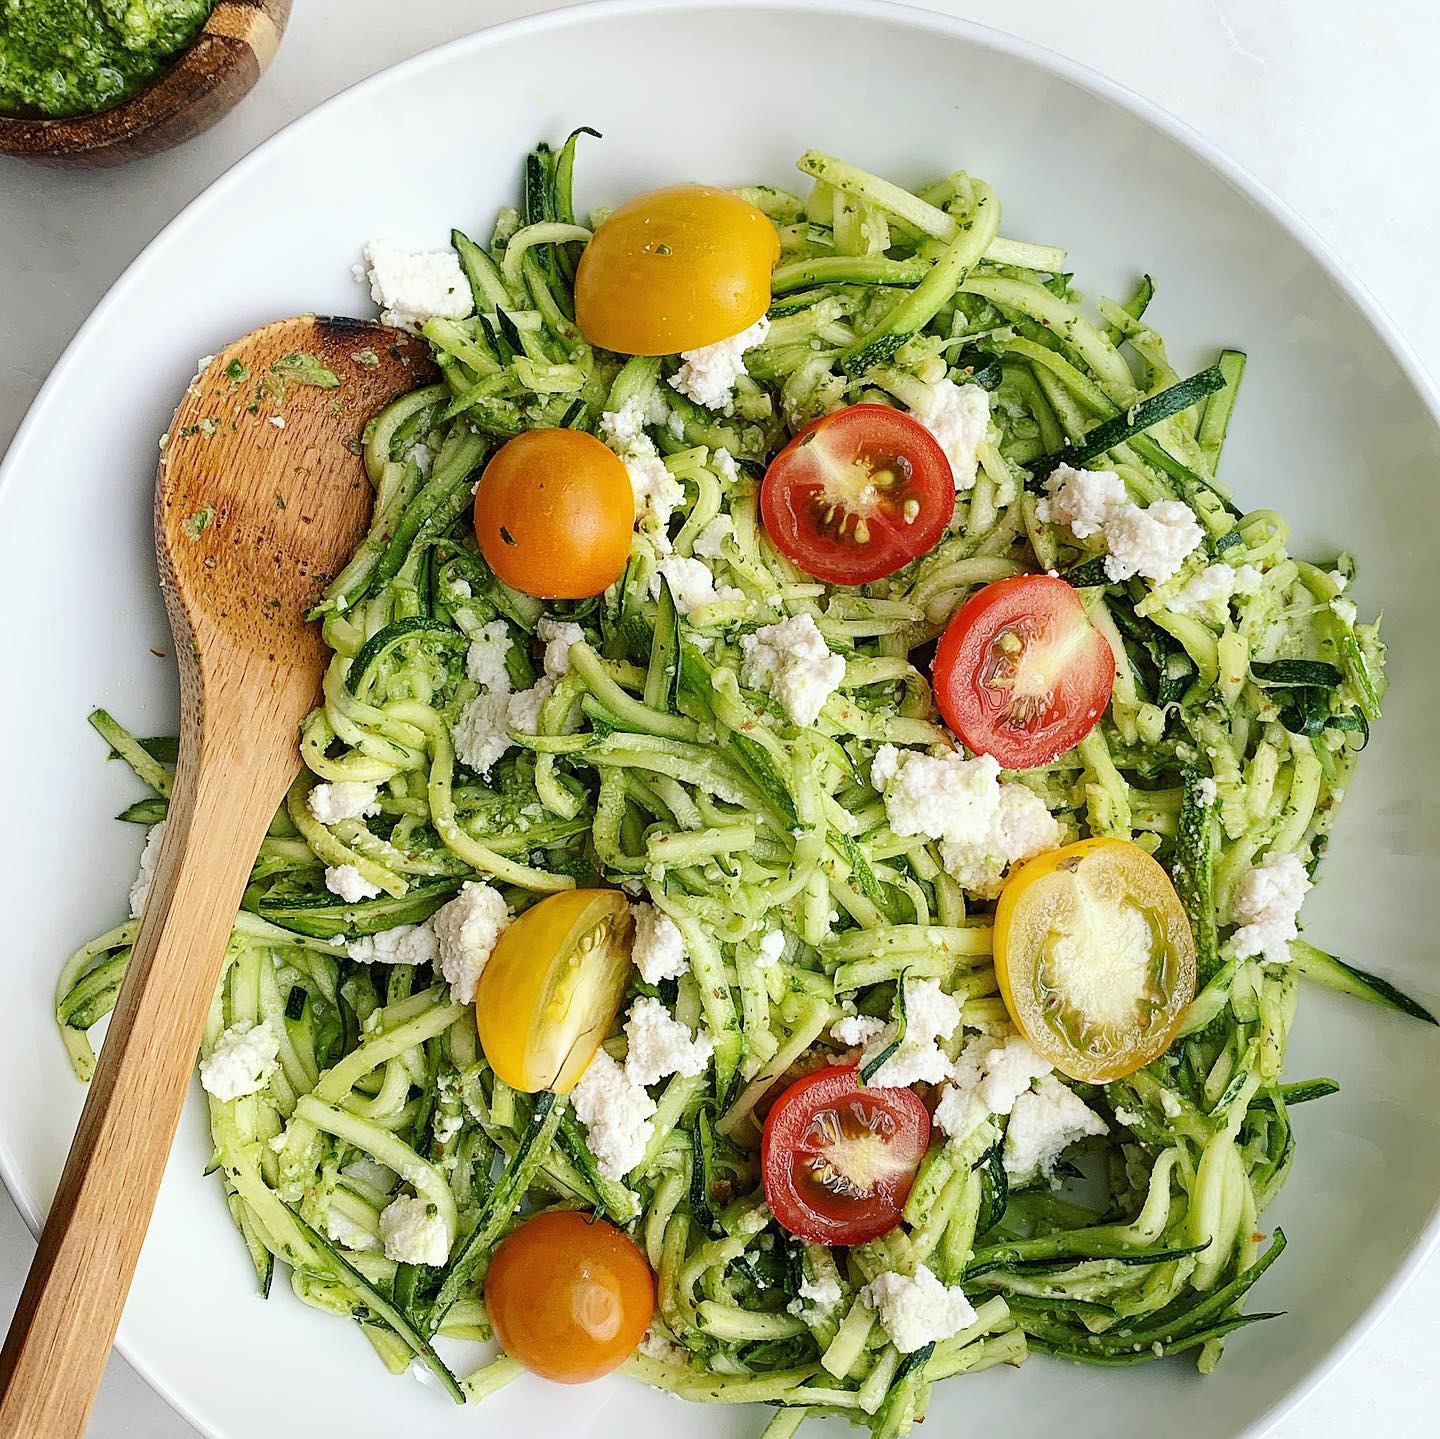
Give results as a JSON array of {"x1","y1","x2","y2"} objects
[{"x1": 0, "y1": 751, "x2": 280, "y2": 1438}]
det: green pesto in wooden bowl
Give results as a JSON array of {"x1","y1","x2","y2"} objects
[{"x1": 0, "y1": 0, "x2": 217, "y2": 119}]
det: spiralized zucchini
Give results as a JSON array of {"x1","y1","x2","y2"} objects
[{"x1": 57, "y1": 136, "x2": 1429, "y2": 1428}]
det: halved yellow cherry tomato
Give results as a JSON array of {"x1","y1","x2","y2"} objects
[
  {"x1": 994, "y1": 838, "x2": 1196, "y2": 1083},
  {"x1": 574, "y1": 184, "x2": 780, "y2": 355},
  {"x1": 474, "y1": 429, "x2": 633, "y2": 600},
  {"x1": 475, "y1": 889, "x2": 633, "y2": 1094}
]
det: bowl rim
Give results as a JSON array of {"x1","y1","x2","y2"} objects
[
  {"x1": 0, "y1": 0, "x2": 290, "y2": 154},
  {"x1": 2, "y1": 1, "x2": 1438, "y2": 1434}
]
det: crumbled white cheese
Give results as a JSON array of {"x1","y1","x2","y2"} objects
[
  {"x1": 1003, "y1": 1075, "x2": 1108, "y2": 1179},
  {"x1": 599, "y1": 402, "x2": 686, "y2": 553},
  {"x1": 1328, "y1": 569, "x2": 1349, "y2": 592},
  {"x1": 347, "y1": 923, "x2": 438, "y2": 967},
  {"x1": 632, "y1": 903, "x2": 689, "y2": 983},
  {"x1": 934, "y1": 1027, "x2": 1053, "y2": 1139},
  {"x1": 361, "y1": 240, "x2": 473, "y2": 333},
  {"x1": 871, "y1": 745, "x2": 1060, "y2": 895},
  {"x1": 669, "y1": 316, "x2": 770, "y2": 410},
  {"x1": 798, "y1": 1270, "x2": 844, "y2": 1313},
  {"x1": 325, "y1": 864, "x2": 382, "y2": 903},
  {"x1": 1036, "y1": 463, "x2": 1128, "y2": 539},
  {"x1": 431, "y1": 882, "x2": 510, "y2": 1003},
  {"x1": 1039, "y1": 464, "x2": 1202, "y2": 583},
  {"x1": 1101, "y1": 499, "x2": 1203, "y2": 583},
  {"x1": 859, "y1": 977, "x2": 962, "y2": 1089},
  {"x1": 599, "y1": 395, "x2": 652, "y2": 449},
  {"x1": 692, "y1": 514, "x2": 737, "y2": 560},
  {"x1": 909, "y1": 380, "x2": 991, "y2": 491},
  {"x1": 506, "y1": 679, "x2": 554, "y2": 736},
  {"x1": 199, "y1": 1020, "x2": 281, "y2": 1101},
  {"x1": 451, "y1": 688, "x2": 517, "y2": 776},
  {"x1": 650, "y1": 555, "x2": 742, "y2": 617},
  {"x1": 624, "y1": 997, "x2": 713, "y2": 1086},
  {"x1": 1330, "y1": 597, "x2": 1358, "y2": 627},
  {"x1": 862, "y1": 1264, "x2": 977, "y2": 1353},
  {"x1": 378, "y1": 1194, "x2": 450, "y2": 1266},
  {"x1": 1229, "y1": 851, "x2": 1311, "y2": 965},
  {"x1": 326, "y1": 1207, "x2": 380, "y2": 1253},
  {"x1": 1159, "y1": 1090, "x2": 1184, "y2": 1118},
  {"x1": 711, "y1": 448, "x2": 741, "y2": 482},
  {"x1": 307, "y1": 781, "x2": 381, "y2": 825},
  {"x1": 129, "y1": 820, "x2": 167, "y2": 918},
  {"x1": 570, "y1": 1047, "x2": 656, "y2": 1181},
  {"x1": 755, "y1": 928, "x2": 786, "y2": 969},
  {"x1": 830, "y1": 1014, "x2": 889, "y2": 1048},
  {"x1": 739, "y1": 613, "x2": 847, "y2": 726},
  {"x1": 1195, "y1": 776, "x2": 1218, "y2": 806},
  {"x1": 537, "y1": 616, "x2": 586, "y2": 678},
  {"x1": 1167, "y1": 562, "x2": 1264, "y2": 614},
  {"x1": 464, "y1": 618, "x2": 512, "y2": 688}
]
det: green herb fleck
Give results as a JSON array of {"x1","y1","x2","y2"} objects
[
  {"x1": 351, "y1": 348, "x2": 381, "y2": 371},
  {"x1": 183, "y1": 507, "x2": 215, "y2": 540},
  {"x1": 272, "y1": 353, "x2": 342, "y2": 389},
  {"x1": 224, "y1": 359, "x2": 249, "y2": 385},
  {"x1": 275, "y1": 494, "x2": 287, "y2": 511}
]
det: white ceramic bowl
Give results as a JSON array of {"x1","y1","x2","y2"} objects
[{"x1": 2, "y1": 3, "x2": 1438, "y2": 1436}]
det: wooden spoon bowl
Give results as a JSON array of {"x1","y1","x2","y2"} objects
[
  {"x1": 0, "y1": 0, "x2": 291, "y2": 169},
  {"x1": 0, "y1": 314, "x2": 436, "y2": 1436}
]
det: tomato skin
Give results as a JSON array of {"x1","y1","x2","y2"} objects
[
  {"x1": 762, "y1": 1065, "x2": 930, "y2": 1245},
  {"x1": 473, "y1": 429, "x2": 633, "y2": 600},
  {"x1": 476, "y1": 890, "x2": 634, "y2": 1095},
  {"x1": 485, "y1": 1210, "x2": 655, "y2": 1383},
  {"x1": 995, "y1": 838, "x2": 1197, "y2": 1083},
  {"x1": 575, "y1": 184, "x2": 780, "y2": 355},
  {"x1": 760, "y1": 405, "x2": 955, "y2": 585},
  {"x1": 933, "y1": 574, "x2": 1114, "y2": 768}
]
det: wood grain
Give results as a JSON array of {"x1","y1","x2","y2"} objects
[
  {"x1": 0, "y1": 316, "x2": 436, "y2": 1438},
  {"x1": 0, "y1": 0, "x2": 292, "y2": 169}
]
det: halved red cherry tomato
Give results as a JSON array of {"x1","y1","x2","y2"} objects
[
  {"x1": 760, "y1": 405, "x2": 954, "y2": 585},
  {"x1": 933, "y1": 574, "x2": 1114, "y2": 768},
  {"x1": 761, "y1": 1065, "x2": 930, "y2": 1245}
]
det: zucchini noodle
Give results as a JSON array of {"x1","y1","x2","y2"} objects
[{"x1": 56, "y1": 135, "x2": 1427, "y2": 1431}]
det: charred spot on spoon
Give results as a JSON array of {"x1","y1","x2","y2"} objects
[{"x1": 314, "y1": 314, "x2": 388, "y2": 341}]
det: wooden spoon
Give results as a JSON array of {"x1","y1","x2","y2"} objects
[{"x1": 0, "y1": 315, "x2": 435, "y2": 1436}]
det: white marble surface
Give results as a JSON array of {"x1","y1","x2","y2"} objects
[{"x1": 1, "y1": 0, "x2": 1437, "y2": 1432}]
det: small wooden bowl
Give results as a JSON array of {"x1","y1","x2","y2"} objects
[{"x1": 0, "y1": 0, "x2": 291, "y2": 169}]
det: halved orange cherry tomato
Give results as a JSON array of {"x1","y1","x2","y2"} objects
[
  {"x1": 473, "y1": 429, "x2": 633, "y2": 599},
  {"x1": 575, "y1": 184, "x2": 780, "y2": 355},
  {"x1": 475, "y1": 890, "x2": 633, "y2": 1094},
  {"x1": 933, "y1": 574, "x2": 1114, "y2": 767},
  {"x1": 762, "y1": 1065, "x2": 930, "y2": 1245},
  {"x1": 485, "y1": 1210, "x2": 654, "y2": 1383},
  {"x1": 994, "y1": 838, "x2": 1197, "y2": 1083},
  {"x1": 759, "y1": 404, "x2": 955, "y2": 585}
]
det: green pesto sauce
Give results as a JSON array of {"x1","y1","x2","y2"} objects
[{"x1": 0, "y1": 0, "x2": 215, "y2": 118}]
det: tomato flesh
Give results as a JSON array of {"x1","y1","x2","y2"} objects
[
  {"x1": 933, "y1": 574, "x2": 1114, "y2": 768},
  {"x1": 762, "y1": 1065, "x2": 930, "y2": 1245},
  {"x1": 475, "y1": 890, "x2": 634, "y2": 1095},
  {"x1": 485, "y1": 1210, "x2": 654, "y2": 1383},
  {"x1": 760, "y1": 405, "x2": 955, "y2": 585},
  {"x1": 995, "y1": 838, "x2": 1197, "y2": 1082}
]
